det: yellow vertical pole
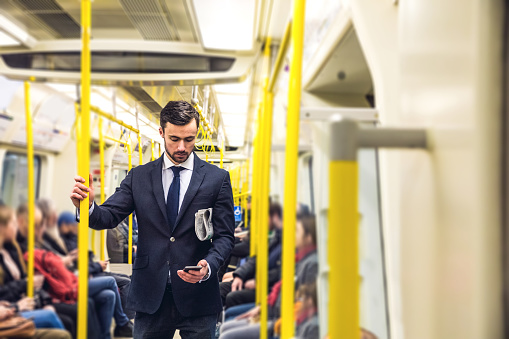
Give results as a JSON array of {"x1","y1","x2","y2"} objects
[
  {"x1": 78, "y1": 0, "x2": 91, "y2": 338},
  {"x1": 250, "y1": 104, "x2": 263, "y2": 257},
  {"x1": 24, "y1": 81, "x2": 35, "y2": 298},
  {"x1": 127, "y1": 142, "x2": 133, "y2": 265},
  {"x1": 258, "y1": 37, "x2": 272, "y2": 339},
  {"x1": 138, "y1": 133, "x2": 143, "y2": 166},
  {"x1": 158, "y1": 142, "x2": 161, "y2": 157},
  {"x1": 254, "y1": 103, "x2": 265, "y2": 307},
  {"x1": 219, "y1": 146, "x2": 224, "y2": 169},
  {"x1": 99, "y1": 118, "x2": 106, "y2": 261},
  {"x1": 244, "y1": 159, "x2": 250, "y2": 228},
  {"x1": 329, "y1": 161, "x2": 359, "y2": 339},
  {"x1": 151, "y1": 140, "x2": 155, "y2": 161},
  {"x1": 281, "y1": 0, "x2": 305, "y2": 337}
]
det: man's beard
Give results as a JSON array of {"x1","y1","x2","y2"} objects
[{"x1": 165, "y1": 145, "x2": 190, "y2": 164}]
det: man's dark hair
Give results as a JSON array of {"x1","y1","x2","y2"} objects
[{"x1": 160, "y1": 101, "x2": 200, "y2": 130}]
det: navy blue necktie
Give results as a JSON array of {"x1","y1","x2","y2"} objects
[{"x1": 167, "y1": 167, "x2": 184, "y2": 232}]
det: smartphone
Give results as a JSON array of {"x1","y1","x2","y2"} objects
[{"x1": 183, "y1": 265, "x2": 203, "y2": 272}]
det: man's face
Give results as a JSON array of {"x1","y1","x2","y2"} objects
[{"x1": 159, "y1": 120, "x2": 197, "y2": 164}]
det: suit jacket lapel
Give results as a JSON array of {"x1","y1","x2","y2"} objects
[
  {"x1": 174, "y1": 154, "x2": 206, "y2": 229},
  {"x1": 151, "y1": 156, "x2": 168, "y2": 223}
]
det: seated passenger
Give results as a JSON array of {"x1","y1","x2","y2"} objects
[
  {"x1": 37, "y1": 198, "x2": 68, "y2": 257},
  {"x1": 16, "y1": 204, "x2": 77, "y2": 267},
  {"x1": 106, "y1": 215, "x2": 138, "y2": 264},
  {"x1": 219, "y1": 213, "x2": 318, "y2": 339},
  {"x1": 0, "y1": 303, "x2": 71, "y2": 339},
  {"x1": 0, "y1": 205, "x2": 72, "y2": 334},
  {"x1": 32, "y1": 208, "x2": 134, "y2": 338},
  {"x1": 59, "y1": 211, "x2": 134, "y2": 319},
  {"x1": 220, "y1": 202, "x2": 283, "y2": 309}
]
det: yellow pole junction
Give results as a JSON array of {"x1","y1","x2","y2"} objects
[
  {"x1": 281, "y1": 0, "x2": 306, "y2": 337},
  {"x1": 24, "y1": 81, "x2": 35, "y2": 298},
  {"x1": 127, "y1": 142, "x2": 133, "y2": 265},
  {"x1": 329, "y1": 161, "x2": 359, "y2": 339},
  {"x1": 78, "y1": 0, "x2": 91, "y2": 337},
  {"x1": 258, "y1": 37, "x2": 272, "y2": 339},
  {"x1": 99, "y1": 118, "x2": 106, "y2": 261}
]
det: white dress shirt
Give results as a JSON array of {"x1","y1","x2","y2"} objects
[
  {"x1": 162, "y1": 151, "x2": 194, "y2": 208},
  {"x1": 88, "y1": 152, "x2": 210, "y2": 282}
]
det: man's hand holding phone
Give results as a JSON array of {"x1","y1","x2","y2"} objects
[{"x1": 177, "y1": 259, "x2": 209, "y2": 283}]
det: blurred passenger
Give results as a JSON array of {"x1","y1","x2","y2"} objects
[
  {"x1": 106, "y1": 215, "x2": 138, "y2": 264},
  {"x1": 220, "y1": 202, "x2": 283, "y2": 309},
  {"x1": 16, "y1": 204, "x2": 77, "y2": 268},
  {"x1": 58, "y1": 211, "x2": 134, "y2": 319},
  {"x1": 34, "y1": 212, "x2": 134, "y2": 338},
  {"x1": 0, "y1": 205, "x2": 73, "y2": 334},
  {"x1": 37, "y1": 198, "x2": 68, "y2": 256},
  {"x1": 219, "y1": 214, "x2": 318, "y2": 339},
  {"x1": 294, "y1": 282, "x2": 318, "y2": 339},
  {"x1": 0, "y1": 303, "x2": 71, "y2": 339}
]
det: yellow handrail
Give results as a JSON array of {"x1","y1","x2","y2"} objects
[
  {"x1": 90, "y1": 105, "x2": 139, "y2": 134},
  {"x1": 151, "y1": 140, "x2": 155, "y2": 161},
  {"x1": 258, "y1": 37, "x2": 272, "y2": 339},
  {"x1": 138, "y1": 133, "x2": 143, "y2": 166},
  {"x1": 24, "y1": 81, "x2": 35, "y2": 299},
  {"x1": 98, "y1": 118, "x2": 106, "y2": 261},
  {"x1": 250, "y1": 104, "x2": 263, "y2": 257},
  {"x1": 329, "y1": 161, "x2": 359, "y2": 338},
  {"x1": 127, "y1": 142, "x2": 133, "y2": 265},
  {"x1": 233, "y1": 192, "x2": 251, "y2": 199},
  {"x1": 78, "y1": 0, "x2": 91, "y2": 338},
  {"x1": 281, "y1": 0, "x2": 306, "y2": 337}
]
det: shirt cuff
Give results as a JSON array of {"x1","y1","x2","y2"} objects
[
  {"x1": 199, "y1": 262, "x2": 211, "y2": 283},
  {"x1": 76, "y1": 201, "x2": 95, "y2": 222}
]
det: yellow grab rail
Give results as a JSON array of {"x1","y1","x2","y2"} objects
[
  {"x1": 24, "y1": 81, "x2": 35, "y2": 298},
  {"x1": 151, "y1": 140, "x2": 155, "y2": 161},
  {"x1": 98, "y1": 118, "x2": 106, "y2": 261},
  {"x1": 257, "y1": 38, "x2": 273, "y2": 339},
  {"x1": 138, "y1": 133, "x2": 143, "y2": 166},
  {"x1": 329, "y1": 161, "x2": 359, "y2": 339},
  {"x1": 90, "y1": 105, "x2": 139, "y2": 134},
  {"x1": 233, "y1": 192, "x2": 251, "y2": 199},
  {"x1": 127, "y1": 142, "x2": 133, "y2": 265},
  {"x1": 281, "y1": 0, "x2": 306, "y2": 337},
  {"x1": 78, "y1": 0, "x2": 91, "y2": 338}
]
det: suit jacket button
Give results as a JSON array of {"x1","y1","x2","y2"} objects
[
  {"x1": 170, "y1": 237, "x2": 175, "y2": 242},
  {"x1": 167, "y1": 261, "x2": 170, "y2": 265}
]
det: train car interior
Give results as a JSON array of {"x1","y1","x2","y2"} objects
[{"x1": 0, "y1": 0, "x2": 507, "y2": 339}]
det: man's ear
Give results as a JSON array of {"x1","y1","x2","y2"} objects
[{"x1": 159, "y1": 126, "x2": 164, "y2": 138}]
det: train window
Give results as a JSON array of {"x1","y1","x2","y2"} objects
[{"x1": 0, "y1": 152, "x2": 41, "y2": 208}]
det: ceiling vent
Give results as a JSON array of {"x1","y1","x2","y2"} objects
[
  {"x1": 123, "y1": 87, "x2": 163, "y2": 113},
  {"x1": 10, "y1": 0, "x2": 80, "y2": 38},
  {"x1": 119, "y1": 0, "x2": 179, "y2": 41}
]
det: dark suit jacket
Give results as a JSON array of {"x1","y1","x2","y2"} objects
[{"x1": 89, "y1": 153, "x2": 235, "y2": 317}]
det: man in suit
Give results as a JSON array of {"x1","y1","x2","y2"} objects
[{"x1": 70, "y1": 100, "x2": 235, "y2": 338}]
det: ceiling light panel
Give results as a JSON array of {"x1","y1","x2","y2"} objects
[
  {"x1": 0, "y1": 31, "x2": 20, "y2": 46},
  {"x1": 216, "y1": 93, "x2": 249, "y2": 114},
  {"x1": 193, "y1": 0, "x2": 256, "y2": 51}
]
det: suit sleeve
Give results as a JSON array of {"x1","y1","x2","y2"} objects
[
  {"x1": 205, "y1": 172, "x2": 235, "y2": 277},
  {"x1": 88, "y1": 169, "x2": 135, "y2": 230}
]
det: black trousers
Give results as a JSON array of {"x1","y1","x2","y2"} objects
[
  {"x1": 133, "y1": 285, "x2": 217, "y2": 339},
  {"x1": 219, "y1": 280, "x2": 257, "y2": 309}
]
